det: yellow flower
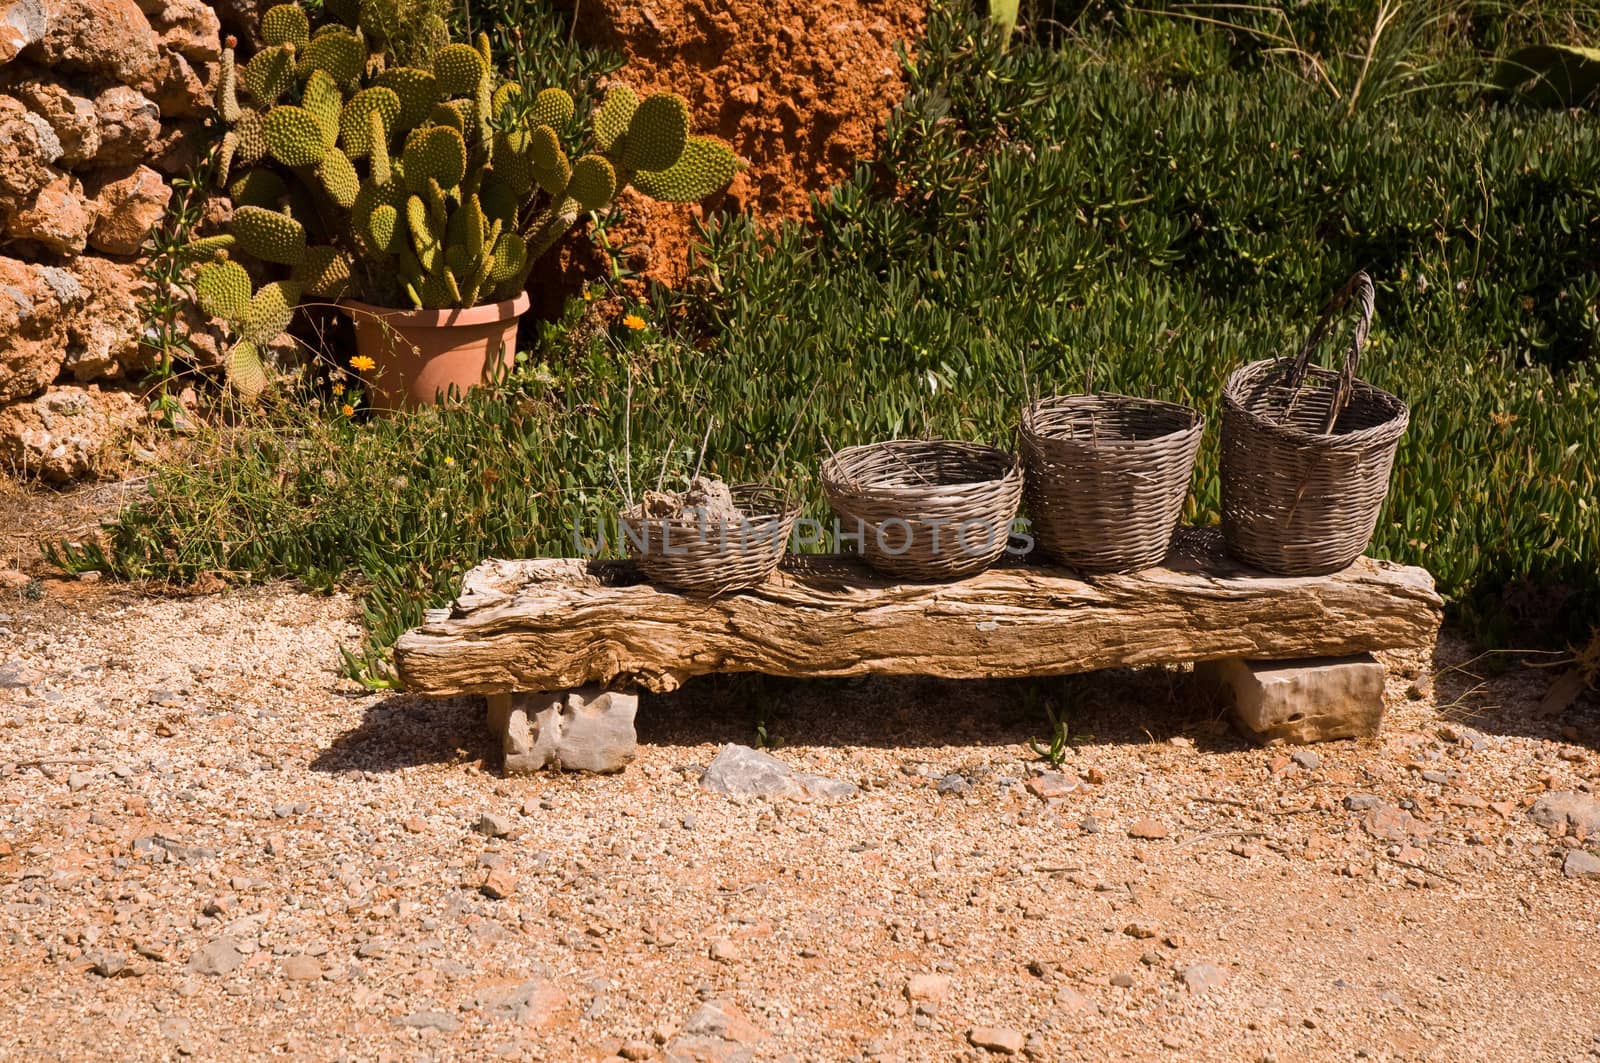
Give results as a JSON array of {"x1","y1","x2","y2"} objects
[
  {"x1": 622, "y1": 313, "x2": 646, "y2": 331},
  {"x1": 350, "y1": 355, "x2": 377, "y2": 373},
  {"x1": 331, "y1": 382, "x2": 346, "y2": 396},
  {"x1": 444, "y1": 456, "x2": 455, "y2": 466},
  {"x1": 341, "y1": 403, "x2": 355, "y2": 417}
]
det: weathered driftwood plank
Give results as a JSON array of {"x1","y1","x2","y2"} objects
[{"x1": 394, "y1": 529, "x2": 1441, "y2": 697}]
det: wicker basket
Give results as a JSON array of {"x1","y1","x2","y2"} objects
[
  {"x1": 1021, "y1": 394, "x2": 1204, "y2": 573},
  {"x1": 821, "y1": 439, "x2": 1023, "y2": 581},
  {"x1": 1221, "y1": 272, "x2": 1409, "y2": 575},
  {"x1": 621, "y1": 484, "x2": 798, "y2": 596}
]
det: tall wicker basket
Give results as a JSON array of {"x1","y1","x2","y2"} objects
[
  {"x1": 621, "y1": 484, "x2": 798, "y2": 596},
  {"x1": 1220, "y1": 272, "x2": 1409, "y2": 575},
  {"x1": 821, "y1": 440, "x2": 1023, "y2": 581},
  {"x1": 1021, "y1": 394, "x2": 1204, "y2": 573}
]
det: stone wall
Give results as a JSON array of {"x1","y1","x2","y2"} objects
[{"x1": 0, "y1": 0, "x2": 221, "y2": 481}]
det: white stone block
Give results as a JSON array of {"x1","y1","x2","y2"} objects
[
  {"x1": 487, "y1": 686, "x2": 638, "y2": 774},
  {"x1": 1198, "y1": 654, "x2": 1385, "y2": 744}
]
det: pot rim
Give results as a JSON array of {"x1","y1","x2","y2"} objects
[{"x1": 339, "y1": 290, "x2": 531, "y2": 328}]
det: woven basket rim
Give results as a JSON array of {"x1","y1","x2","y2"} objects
[
  {"x1": 1021, "y1": 393, "x2": 1203, "y2": 446},
  {"x1": 621, "y1": 483, "x2": 797, "y2": 529},
  {"x1": 821, "y1": 438, "x2": 1020, "y2": 494},
  {"x1": 1223, "y1": 358, "x2": 1408, "y2": 448}
]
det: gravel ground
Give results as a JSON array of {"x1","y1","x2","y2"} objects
[{"x1": 1, "y1": 573, "x2": 1598, "y2": 1062}]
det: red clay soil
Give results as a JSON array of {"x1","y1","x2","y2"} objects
[{"x1": 561, "y1": 0, "x2": 926, "y2": 289}]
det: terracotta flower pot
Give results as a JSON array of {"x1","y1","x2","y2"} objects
[{"x1": 340, "y1": 292, "x2": 530, "y2": 409}]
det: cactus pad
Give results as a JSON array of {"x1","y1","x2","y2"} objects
[
  {"x1": 368, "y1": 111, "x2": 393, "y2": 185},
  {"x1": 232, "y1": 206, "x2": 307, "y2": 266},
  {"x1": 228, "y1": 340, "x2": 269, "y2": 399},
  {"x1": 302, "y1": 30, "x2": 365, "y2": 90},
  {"x1": 241, "y1": 280, "x2": 302, "y2": 346},
  {"x1": 315, "y1": 147, "x2": 360, "y2": 208},
  {"x1": 402, "y1": 125, "x2": 467, "y2": 192},
  {"x1": 531, "y1": 87, "x2": 574, "y2": 131},
  {"x1": 195, "y1": 260, "x2": 253, "y2": 322},
  {"x1": 529, "y1": 124, "x2": 569, "y2": 195},
  {"x1": 186, "y1": 234, "x2": 238, "y2": 256},
  {"x1": 260, "y1": 3, "x2": 311, "y2": 48},
  {"x1": 363, "y1": 203, "x2": 401, "y2": 256},
  {"x1": 374, "y1": 68, "x2": 439, "y2": 131},
  {"x1": 631, "y1": 135, "x2": 741, "y2": 202},
  {"x1": 217, "y1": 45, "x2": 240, "y2": 124},
  {"x1": 429, "y1": 99, "x2": 474, "y2": 133},
  {"x1": 244, "y1": 45, "x2": 297, "y2": 107},
  {"x1": 339, "y1": 87, "x2": 401, "y2": 157},
  {"x1": 488, "y1": 232, "x2": 526, "y2": 285},
  {"x1": 228, "y1": 169, "x2": 289, "y2": 209},
  {"x1": 235, "y1": 108, "x2": 267, "y2": 166},
  {"x1": 302, "y1": 70, "x2": 343, "y2": 151},
  {"x1": 593, "y1": 85, "x2": 638, "y2": 152},
  {"x1": 217, "y1": 130, "x2": 237, "y2": 188},
  {"x1": 295, "y1": 246, "x2": 353, "y2": 298},
  {"x1": 263, "y1": 105, "x2": 326, "y2": 168},
  {"x1": 353, "y1": 178, "x2": 406, "y2": 255},
  {"x1": 566, "y1": 154, "x2": 617, "y2": 211},
  {"x1": 621, "y1": 93, "x2": 690, "y2": 173},
  {"x1": 433, "y1": 43, "x2": 487, "y2": 98},
  {"x1": 407, "y1": 194, "x2": 441, "y2": 270}
]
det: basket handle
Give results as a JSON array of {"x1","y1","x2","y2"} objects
[{"x1": 1286, "y1": 271, "x2": 1375, "y2": 434}]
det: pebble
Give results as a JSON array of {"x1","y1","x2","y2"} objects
[
  {"x1": 1109, "y1": 972, "x2": 1135, "y2": 988},
  {"x1": 1530, "y1": 792, "x2": 1600, "y2": 837},
  {"x1": 1290, "y1": 750, "x2": 1320, "y2": 770},
  {"x1": 481, "y1": 867, "x2": 518, "y2": 899},
  {"x1": 1562, "y1": 850, "x2": 1600, "y2": 878},
  {"x1": 86, "y1": 950, "x2": 130, "y2": 978},
  {"x1": 186, "y1": 937, "x2": 244, "y2": 977},
  {"x1": 937, "y1": 774, "x2": 970, "y2": 795},
  {"x1": 394, "y1": 1010, "x2": 460, "y2": 1032},
  {"x1": 1025, "y1": 772, "x2": 1078, "y2": 800},
  {"x1": 477, "y1": 812, "x2": 513, "y2": 838},
  {"x1": 1343, "y1": 793, "x2": 1383, "y2": 811},
  {"x1": 281, "y1": 955, "x2": 321, "y2": 981},
  {"x1": 968, "y1": 1026, "x2": 1025, "y2": 1055},
  {"x1": 1179, "y1": 962, "x2": 1229, "y2": 995},
  {"x1": 710, "y1": 938, "x2": 741, "y2": 963},
  {"x1": 1421, "y1": 770, "x2": 1450, "y2": 785},
  {"x1": 906, "y1": 973, "x2": 950, "y2": 1002},
  {"x1": 1055, "y1": 986, "x2": 1096, "y2": 1014},
  {"x1": 1123, "y1": 921, "x2": 1159, "y2": 939},
  {"x1": 1080, "y1": 815, "x2": 1101, "y2": 834},
  {"x1": 1127, "y1": 818, "x2": 1169, "y2": 840}
]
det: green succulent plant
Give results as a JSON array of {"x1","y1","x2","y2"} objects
[{"x1": 197, "y1": 0, "x2": 743, "y2": 398}]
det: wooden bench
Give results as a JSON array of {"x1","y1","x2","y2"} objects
[{"x1": 394, "y1": 529, "x2": 1442, "y2": 768}]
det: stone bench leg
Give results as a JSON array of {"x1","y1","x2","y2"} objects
[
  {"x1": 486, "y1": 687, "x2": 639, "y2": 774},
  {"x1": 1197, "y1": 653, "x2": 1385, "y2": 745}
]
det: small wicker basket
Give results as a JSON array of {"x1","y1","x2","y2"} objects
[
  {"x1": 1021, "y1": 394, "x2": 1204, "y2": 573},
  {"x1": 1220, "y1": 272, "x2": 1410, "y2": 575},
  {"x1": 821, "y1": 439, "x2": 1023, "y2": 581},
  {"x1": 621, "y1": 484, "x2": 798, "y2": 596}
]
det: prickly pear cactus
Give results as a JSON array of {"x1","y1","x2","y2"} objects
[{"x1": 196, "y1": 0, "x2": 743, "y2": 398}]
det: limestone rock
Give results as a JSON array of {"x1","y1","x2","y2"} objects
[
  {"x1": 1564, "y1": 850, "x2": 1600, "y2": 878},
  {"x1": 479, "y1": 978, "x2": 566, "y2": 1028},
  {"x1": 0, "y1": 385, "x2": 142, "y2": 481},
  {"x1": 0, "y1": 255, "x2": 72, "y2": 401},
  {"x1": 151, "y1": 50, "x2": 213, "y2": 119},
  {"x1": 1178, "y1": 962, "x2": 1229, "y2": 995},
  {"x1": 7, "y1": 170, "x2": 94, "y2": 254},
  {"x1": 86, "y1": 164, "x2": 170, "y2": 255},
  {"x1": 64, "y1": 256, "x2": 149, "y2": 380},
  {"x1": 0, "y1": 0, "x2": 46, "y2": 64},
  {"x1": 90, "y1": 86, "x2": 160, "y2": 169},
  {"x1": 663, "y1": 999, "x2": 765, "y2": 1063},
  {"x1": 700, "y1": 743, "x2": 857, "y2": 800},
  {"x1": 29, "y1": 0, "x2": 161, "y2": 92},
  {"x1": 146, "y1": 118, "x2": 206, "y2": 175},
  {"x1": 142, "y1": 0, "x2": 219, "y2": 63},
  {"x1": 184, "y1": 936, "x2": 244, "y2": 976},
  {"x1": 1530, "y1": 792, "x2": 1600, "y2": 838},
  {"x1": 11, "y1": 81, "x2": 98, "y2": 167},
  {"x1": 968, "y1": 1027, "x2": 1025, "y2": 1055},
  {"x1": 1199, "y1": 654, "x2": 1386, "y2": 744},
  {"x1": 0, "y1": 96, "x2": 52, "y2": 212},
  {"x1": 488, "y1": 687, "x2": 638, "y2": 774}
]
